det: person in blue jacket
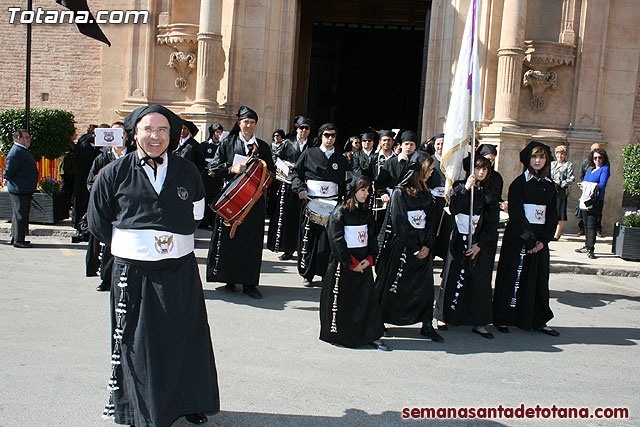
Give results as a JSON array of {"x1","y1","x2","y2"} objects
[{"x1": 576, "y1": 147, "x2": 610, "y2": 258}]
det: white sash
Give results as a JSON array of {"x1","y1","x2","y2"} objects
[
  {"x1": 344, "y1": 225, "x2": 368, "y2": 248},
  {"x1": 455, "y1": 213, "x2": 481, "y2": 235},
  {"x1": 407, "y1": 210, "x2": 426, "y2": 229},
  {"x1": 430, "y1": 187, "x2": 446, "y2": 198},
  {"x1": 111, "y1": 228, "x2": 194, "y2": 261},
  {"x1": 523, "y1": 204, "x2": 546, "y2": 224},
  {"x1": 307, "y1": 180, "x2": 338, "y2": 197}
]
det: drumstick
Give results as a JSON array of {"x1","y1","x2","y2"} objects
[{"x1": 436, "y1": 207, "x2": 446, "y2": 236}]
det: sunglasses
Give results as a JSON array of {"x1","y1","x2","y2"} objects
[
  {"x1": 593, "y1": 156, "x2": 603, "y2": 160},
  {"x1": 323, "y1": 132, "x2": 337, "y2": 138},
  {"x1": 298, "y1": 126, "x2": 310, "y2": 130}
]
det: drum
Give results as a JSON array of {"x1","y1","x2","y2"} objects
[
  {"x1": 306, "y1": 198, "x2": 337, "y2": 226},
  {"x1": 213, "y1": 159, "x2": 273, "y2": 223}
]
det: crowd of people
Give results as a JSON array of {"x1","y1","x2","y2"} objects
[{"x1": 3, "y1": 103, "x2": 614, "y2": 427}]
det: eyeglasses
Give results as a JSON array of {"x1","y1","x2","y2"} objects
[
  {"x1": 323, "y1": 133, "x2": 336, "y2": 138},
  {"x1": 139, "y1": 126, "x2": 169, "y2": 136},
  {"x1": 298, "y1": 126, "x2": 310, "y2": 130},
  {"x1": 362, "y1": 139, "x2": 372, "y2": 142}
]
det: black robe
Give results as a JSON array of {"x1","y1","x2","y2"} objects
[
  {"x1": 206, "y1": 134, "x2": 275, "y2": 286},
  {"x1": 493, "y1": 173, "x2": 558, "y2": 330},
  {"x1": 267, "y1": 139, "x2": 307, "y2": 254},
  {"x1": 375, "y1": 187, "x2": 437, "y2": 325},
  {"x1": 428, "y1": 155, "x2": 454, "y2": 260},
  {"x1": 320, "y1": 205, "x2": 383, "y2": 347},
  {"x1": 200, "y1": 139, "x2": 223, "y2": 228},
  {"x1": 72, "y1": 133, "x2": 102, "y2": 230},
  {"x1": 374, "y1": 156, "x2": 409, "y2": 198},
  {"x1": 85, "y1": 149, "x2": 125, "y2": 281},
  {"x1": 291, "y1": 147, "x2": 350, "y2": 280},
  {"x1": 87, "y1": 152, "x2": 219, "y2": 427},
  {"x1": 434, "y1": 183, "x2": 499, "y2": 326},
  {"x1": 174, "y1": 136, "x2": 206, "y2": 172}
]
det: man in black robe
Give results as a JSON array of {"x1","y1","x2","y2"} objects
[
  {"x1": 88, "y1": 104, "x2": 219, "y2": 426},
  {"x1": 354, "y1": 131, "x2": 377, "y2": 179},
  {"x1": 71, "y1": 125, "x2": 103, "y2": 242},
  {"x1": 200, "y1": 123, "x2": 224, "y2": 229},
  {"x1": 267, "y1": 116, "x2": 314, "y2": 260},
  {"x1": 175, "y1": 119, "x2": 206, "y2": 172},
  {"x1": 206, "y1": 106, "x2": 275, "y2": 299},
  {"x1": 291, "y1": 123, "x2": 350, "y2": 287}
]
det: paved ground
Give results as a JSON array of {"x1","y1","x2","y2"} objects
[{"x1": 0, "y1": 231, "x2": 638, "y2": 427}]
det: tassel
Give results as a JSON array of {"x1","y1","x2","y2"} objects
[
  {"x1": 389, "y1": 249, "x2": 407, "y2": 293},
  {"x1": 330, "y1": 263, "x2": 341, "y2": 333},
  {"x1": 510, "y1": 247, "x2": 527, "y2": 308},
  {"x1": 300, "y1": 217, "x2": 311, "y2": 269},
  {"x1": 212, "y1": 217, "x2": 223, "y2": 276},
  {"x1": 103, "y1": 264, "x2": 129, "y2": 418},
  {"x1": 274, "y1": 181, "x2": 286, "y2": 252}
]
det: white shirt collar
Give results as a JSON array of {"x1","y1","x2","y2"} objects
[
  {"x1": 319, "y1": 144, "x2": 334, "y2": 158},
  {"x1": 137, "y1": 150, "x2": 168, "y2": 194},
  {"x1": 363, "y1": 148, "x2": 373, "y2": 156},
  {"x1": 112, "y1": 148, "x2": 125, "y2": 159},
  {"x1": 297, "y1": 137, "x2": 307, "y2": 149},
  {"x1": 15, "y1": 143, "x2": 28, "y2": 150},
  {"x1": 525, "y1": 169, "x2": 539, "y2": 182},
  {"x1": 239, "y1": 132, "x2": 257, "y2": 146}
]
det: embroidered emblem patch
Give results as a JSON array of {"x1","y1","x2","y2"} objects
[
  {"x1": 358, "y1": 230, "x2": 367, "y2": 244},
  {"x1": 320, "y1": 185, "x2": 329, "y2": 194},
  {"x1": 154, "y1": 235, "x2": 174, "y2": 254},
  {"x1": 410, "y1": 213, "x2": 424, "y2": 227},
  {"x1": 103, "y1": 130, "x2": 114, "y2": 142},
  {"x1": 177, "y1": 186, "x2": 189, "y2": 200},
  {"x1": 535, "y1": 209, "x2": 544, "y2": 220},
  {"x1": 332, "y1": 163, "x2": 338, "y2": 170}
]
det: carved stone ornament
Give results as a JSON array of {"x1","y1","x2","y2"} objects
[
  {"x1": 168, "y1": 52, "x2": 196, "y2": 91},
  {"x1": 523, "y1": 70, "x2": 557, "y2": 111}
]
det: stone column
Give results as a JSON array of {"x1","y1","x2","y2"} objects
[
  {"x1": 192, "y1": 0, "x2": 223, "y2": 109},
  {"x1": 493, "y1": 0, "x2": 527, "y2": 125}
]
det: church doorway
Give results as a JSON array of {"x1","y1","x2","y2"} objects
[{"x1": 293, "y1": 0, "x2": 431, "y2": 138}]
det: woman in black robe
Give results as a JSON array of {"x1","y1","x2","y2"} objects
[
  {"x1": 434, "y1": 155, "x2": 500, "y2": 338},
  {"x1": 320, "y1": 173, "x2": 388, "y2": 350},
  {"x1": 375, "y1": 151, "x2": 443, "y2": 342},
  {"x1": 493, "y1": 141, "x2": 559, "y2": 336}
]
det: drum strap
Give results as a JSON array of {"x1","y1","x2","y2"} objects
[{"x1": 228, "y1": 158, "x2": 269, "y2": 239}]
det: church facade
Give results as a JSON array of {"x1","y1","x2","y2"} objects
[{"x1": 1, "y1": 0, "x2": 639, "y2": 229}]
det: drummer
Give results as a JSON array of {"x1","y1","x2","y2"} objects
[
  {"x1": 266, "y1": 116, "x2": 314, "y2": 260},
  {"x1": 206, "y1": 106, "x2": 275, "y2": 299},
  {"x1": 291, "y1": 123, "x2": 350, "y2": 287}
]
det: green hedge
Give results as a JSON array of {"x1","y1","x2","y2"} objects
[
  {"x1": 622, "y1": 143, "x2": 640, "y2": 197},
  {"x1": 0, "y1": 108, "x2": 75, "y2": 160}
]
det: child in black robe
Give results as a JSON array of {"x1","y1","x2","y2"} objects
[
  {"x1": 493, "y1": 141, "x2": 559, "y2": 336},
  {"x1": 320, "y1": 172, "x2": 389, "y2": 350}
]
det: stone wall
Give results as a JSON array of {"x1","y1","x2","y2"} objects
[{"x1": 0, "y1": 0, "x2": 104, "y2": 133}]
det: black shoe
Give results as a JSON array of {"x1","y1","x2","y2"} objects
[
  {"x1": 185, "y1": 413, "x2": 208, "y2": 425},
  {"x1": 96, "y1": 281, "x2": 111, "y2": 292},
  {"x1": 420, "y1": 325, "x2": 444, "y2": 342},
  {"x1": 13, "y1": 241, "x2": 32, "y2": 248},
  {"x1": 495, "y1": 325, "x2": 510, "y2": 333},
  {"x1": 472, "y1": 328, "x2": 494, "y2": 339},
  {"x1": 71, "y1": 235, "x2": 82, "y2": 243},
  {"x1": 224, "y1": 283, "x2": 236, "y2": 293},
  {"x1": 243, "y1": 286, "x2": 263, "y2": 299},
  {"x1": 574, "y1": 246, "x2": 588, "y2": 254},
  {"x1": 279, "y1": 252, "x2": 294, "y2": 261},
  {"x1": 587, "y1": 250, "x2": 596, "y2": 259},
  {"x1": 538, "y1": 327, "x2": 560, "y2": 337}
]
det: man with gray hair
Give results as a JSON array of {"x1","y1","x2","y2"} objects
[{"x1": 3, "y1": 130, "x2": 38, "y2": 248}]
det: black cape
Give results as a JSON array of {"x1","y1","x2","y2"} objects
[
  {"x1": 427, "y1": 155, "x2": 454, "y2": 260},
  {"x1": 174, "y1": 135, "x2": 206, "y2": 172},
  {"x1": 434, "y1": 182, "x2": 499, "y2": 326},
  {"x1": 72, "y1": 133, "x2": 102, "y2": 229},
  {"x1": 291, "y1": 146, "x2": 350, "y2": 280},
  {"x1": 206, "y1": 133, "x2": 275, "y2": 286},
  {"x1": 375, "y1": 187, "x2": 437, "y2": 325},
  {"x1": 493, "y1": 173, "x2": 558, "y2": 330},
  {"x1": 320, "y1": 205, "x2": 383, "y2": 347}
]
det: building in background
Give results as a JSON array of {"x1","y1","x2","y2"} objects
[{"x1": 1, "y1": 0, "x2": 638, "y2": 229}]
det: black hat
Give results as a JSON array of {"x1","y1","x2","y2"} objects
[
  {"x1": 400, "y1": 130, "x2": 418, "y2": 144},
  {"x1": 273, "y1": 129, "x2": 285, "y2": 139},
  {"x1": 432, "y1": 133, "x2": 445, "y2": 141},
  {"x1": 477, "y1": 143, "x2": 497, "y2": 157},
  {"x1": 294, "y1": 116, "x2": 313, "y2": 128},
  {"x1": 124, "y1": 104, "x2": 183, "y2": 152},
  {"x1": 237, "y1": 106, "x2": 259, "y2": 121},
  {"x1": 345, "y1": 171, "x2": 363, "y2": 196},
  {"x1": 360, "y1": 132, "x2": 376, "y2": 141},
  {"x1": 378, "y1": 130, "x2": 395, "y2": 139},
  {"x1": 318, "y1": 123, "x2": 337, "y2": 134},
  {"x1": 183, "y1": 119, "x2": 199, "y2": 137},
  {"x1": 209, "y1": 122, "x2": 223, "y2": 133},
  {"x1": 519, "y1": 140, "x2": 552, "y2": 166}
]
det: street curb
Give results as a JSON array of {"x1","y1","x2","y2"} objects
[{"x1": 550, "y1": 264, "x2": 640, "y2": 278}]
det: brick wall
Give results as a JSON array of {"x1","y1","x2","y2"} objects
[{"x1": 0, "y1": 0, "x2": 104, "y2": 135}]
